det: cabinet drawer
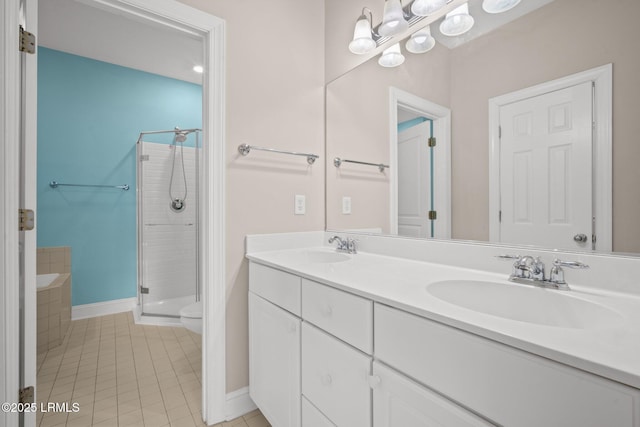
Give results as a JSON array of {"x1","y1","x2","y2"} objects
[
  {"x1": 375, "y1": 303, "x2": 640, "y2": 427},
  {"x1": 302, "y1": 279, "x2": 373, "y2": 353},
  {"x1": 249, "y1": 262, "x2": 301, "y2": 315},
  {"x1": 302, "y1": 397, "x2": 335, "y2": 427},
  {"x1": 302, "y1": 323, "x2": 371, "y2": 427}
]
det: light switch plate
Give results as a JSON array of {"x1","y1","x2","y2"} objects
[
  {"x1": 342, "y1": 196, "x2": 352, "y2": 215},
  {"x1": 295, "y1": 195, "x2": 306, "y2": 215}
]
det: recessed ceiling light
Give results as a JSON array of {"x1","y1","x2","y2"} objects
[{"x1": 193, "y1": 65, "x2": 204, "y2": 73}]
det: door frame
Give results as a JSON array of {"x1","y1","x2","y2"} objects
[
  {"x1": 2, "y1": 1, "x2": 23, "y2": 426},
  {"x1": 488, "y1": 64, "x2": 612, "y2": 252},
  {"x1": 1, "y1": 0, "x2": 227, "y2": 425},
  {"x1": 389, "y1": 87, "x2": 451, "y2": 238}
]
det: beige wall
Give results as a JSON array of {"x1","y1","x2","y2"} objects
[
  {"x1": 327, "y1": 0, "x2": 640, "y2": 253},
  {"x1": 178, "y1": 0, "x2": 325, "y2": 392}
]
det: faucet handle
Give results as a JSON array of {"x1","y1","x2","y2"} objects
[
  {"x1": 495, "y1": 254, "x2": 521, "y2": 260},
  {"x1": 553, "y1": 259, "x2": 589, "y2": 269}
]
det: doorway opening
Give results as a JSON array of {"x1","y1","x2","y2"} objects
[{"x1": 389, "y1": 87, "x2": 452, "y2": 239}]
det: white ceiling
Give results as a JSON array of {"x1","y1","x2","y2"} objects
[{"x1": 38, "y1": 0, "x2": 203, "y2": 85}]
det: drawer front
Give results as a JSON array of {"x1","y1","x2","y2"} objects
[
  {"x1": 302, "y1": 323, "x2": 371, "y2": 427},
  {"x1": 375, "y1": 303, "x2": 640, "y2": 427},
  {"x1": 249, "y1": 262, "x2": 301, "y2": 315},
  {"x1": 302, "y1": 279, "x2": 373, "y2": 353},
  {"x1": 372, "y1": 362, "x2": 494, "y2": 427},
  {"x1": 302, "y1": 397, "x2": 335, "y2": 427}
]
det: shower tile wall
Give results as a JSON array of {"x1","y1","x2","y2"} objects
[{"x1": 140, "y1": 142, "x2": 198, "y2": 306}]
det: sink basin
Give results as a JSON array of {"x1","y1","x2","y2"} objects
[
  {"x1": 427, "y1": 280, "x2": 624, "y2": 329},
  {"x1": 303, "y1": 250, "x2": 351, "y2": 264},
  {"x1": 274, "y1": 249, "x2": 351, "y2": 264}
]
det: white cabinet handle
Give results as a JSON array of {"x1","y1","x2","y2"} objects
[
  {"x1": 322, "y1": 304, "x2": 333, "y2": 317},
  {"x1": 321, "y1": 374, "x2": 333, "y2": 386},
  {"x1": 368, "y1": 375, "x2": 381, "y2": 389}
]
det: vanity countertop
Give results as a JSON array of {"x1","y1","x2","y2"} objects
[{"x1": 247, "y1": 246, "x2": 640, "y2": 390}]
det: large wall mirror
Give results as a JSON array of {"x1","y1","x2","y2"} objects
[{"x1": 325, "y1": 0, "x2": 640, "y2": 254}]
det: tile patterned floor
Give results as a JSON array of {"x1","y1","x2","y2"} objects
[{"x1": 36, "y1": 312, "x2": 270, "y2": 427}]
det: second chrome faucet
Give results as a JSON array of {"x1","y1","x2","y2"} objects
[
  {"x1": 497, "y1": 254, "x2": 589, "y2": 290},
  {"x1": 329, "y1": 235, "x2": 358, "y2": 254}
]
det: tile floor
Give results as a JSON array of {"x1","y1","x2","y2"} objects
[{"x1": 36, "y1": 311, "x2": 270, "y2": 427}]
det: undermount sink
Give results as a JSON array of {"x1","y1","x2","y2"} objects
[
  {"x1": 427, "y1": 280, "x2": 625, "y2": 329},
  {"x1": 277, "y1": 249, "x2": 351, "y2": 264}
]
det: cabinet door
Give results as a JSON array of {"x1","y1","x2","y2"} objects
[
  {"x1": 302, "y1": 397, "x2": 335, "y2": 427},
  {"x1": 302, "y1": 322, "x2": 371, "y2": 427},
  {"x1": 249, "y1": 292, "x2": 301, "y2": 427},
  {"x1": 372, "y1": 362, "x2": 493, "y2": 427}
]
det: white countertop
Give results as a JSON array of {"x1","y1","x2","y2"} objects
[{"x1": 247, "y1": 246, "x2": 640, "y2": 390}]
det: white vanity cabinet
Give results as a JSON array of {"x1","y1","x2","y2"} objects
[
  {"x1": 249, "y1": 263, "x2": 302, "y2": 427},
  {"x1": 248, "y1": 260, "x2": 640, "y2": 427}
]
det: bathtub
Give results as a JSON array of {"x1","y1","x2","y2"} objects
[
  {"x1": 37, "y1": 272, "x2": 71, "y2": 353},
  {"x1": 37, "y1": 273, "x2": 60, "y2": 289}
]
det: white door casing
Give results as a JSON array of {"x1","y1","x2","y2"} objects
[
  {"x1": 498, "y1": 81, "x2": 593, "y2": 250},
  {"x1": 3, "y1": 0, "x2": 227, "y2": 425},
  {"x1": 389, "y1": 87, "x2": 451, "y2": 239},
  {"x1": 489, "y1": 64, "x2": 612, "y2": 252},
  {"x1": 397, "y1": 121, "x2": 431, "y2": 238}
]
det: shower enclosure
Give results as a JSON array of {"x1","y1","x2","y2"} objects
[{"x1": 136, "y1": 127, "x2": 201, "y2": 322}]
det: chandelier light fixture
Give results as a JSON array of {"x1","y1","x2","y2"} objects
[
  {"x1": 439, "y1": 3, "x2": 475, "y2": 36},
  {"x1": 378, "y1": 43, "x2": 406, "y2": 67},
  {"x1": 349, "y1": 8, "x2": 377, "y2": 54},
  {"x1": 378, "y1": 0, "x2": 410, "y2": 37},
  {"x1": 405, "y1": 25, "x2": 436, "y2": 54},
  {"x1": 482, "y1": 0, "x2": 521, "y2": 14},
  {"x1": 349, "y1": 0, "x2": 520, "y2": 67}
]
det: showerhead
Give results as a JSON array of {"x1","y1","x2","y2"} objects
[{"x1": 174, "y1": 132, "x2": 188, "y2": 143}]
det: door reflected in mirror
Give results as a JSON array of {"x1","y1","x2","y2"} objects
[{"x1": 325, "y1": 0, "x2": 640, "y2": 254}]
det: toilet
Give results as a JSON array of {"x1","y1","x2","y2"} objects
[{"x1": 179, "y1": 301, "x2": 202, "y2": 334}]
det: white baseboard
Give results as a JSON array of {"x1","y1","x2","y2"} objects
[
  {"x1": 226, "y1": 386, "x2": 257, "y2": 420},
  {"x1": 72, "y1": 297, "x2": 137, "y2": 320}
]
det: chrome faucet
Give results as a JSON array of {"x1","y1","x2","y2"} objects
[
  {"x1": 496, "y1": 255, "x2": 589, "y2": 290},
  {"x1": 328, "y1": 235, "x2": 357, "y2": 254}
]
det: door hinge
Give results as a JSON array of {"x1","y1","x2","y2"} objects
[
  {"x1": 592, "y1": 234, "x2": 596, "y2": 244},
  {"x1": 427, "y1": 137, "x2": 436, "y2": 147},
  {"x1": 139, "y1": 154, "x2": 149, "y2": 161},
  {"x1": 140, "y1": 287, "x2": 149, "y2": 294},
  {"x1": 499, "y1": 210, "x2": 502, "y2": 222},
  {"x1": 428, "y1": 210, "x2": 437, "y2": 220},
  {"x1": 19, "y1": 209, "x2": 35, "y2": 231},
  {"x1": 19, "y1": 386, "x2": 34, "y2": 404},
  {"x1": 498, "y1": 126, "x2": 502, "y2": 139},
  {"x1": 19, "y1": 26, "x2": 36, "y2": 54}
]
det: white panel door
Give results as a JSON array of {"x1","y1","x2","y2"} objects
[
  {"x1": 499, "y1": 81, "x2": 593, "y2": 250},
  {"x1": 249, "y1": 292, "x2": 301, "y2": 427},
  {"x1": 372, "y1": 362, "x2": 494, "y2": 427},
  {"x1": 397, "y1": 121, "x2": 431, "y2": 238}
]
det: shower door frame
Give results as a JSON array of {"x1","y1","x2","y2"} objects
[{"x1": 74, "y1": 0, "x2": 226, "y2": 424}]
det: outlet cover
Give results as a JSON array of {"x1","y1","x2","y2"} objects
[
  {"x1": 342, "y1": 196, "x2": 352, "y2": 215},
  {"x1": 295, "y1": 195, "x2": 306, "y2": 215}
]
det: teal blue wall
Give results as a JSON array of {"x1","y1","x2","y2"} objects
[{"x1": 37, "y1": 47, "x2": 202, "y2": 306}]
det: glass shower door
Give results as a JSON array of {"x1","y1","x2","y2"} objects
[{"x1": 137, "y1": 133, "x2": 199, "y2": 318}]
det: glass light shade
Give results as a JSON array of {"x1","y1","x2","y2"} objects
[
  {"x1": 482, "y1": 0, "x2": 521, "y2": 14},
  {"x1": 411, "y1": 0, "x2": 447, "y2": 17},
  {"x1": 439, "y1": 3, "x2": 475, "y2": 36},
  {"x1": 349, "y1": 14, "x2": 376, "y2": 54},
  {"x1": 378, "y1": 0, "x2": 409, "y2": 37},
  {"x1": 378, "y1": 43, "x2": 405, "y2": 67},
  {"x1": 406, "y1": 26, "x2": 436, "y2": 54}
]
